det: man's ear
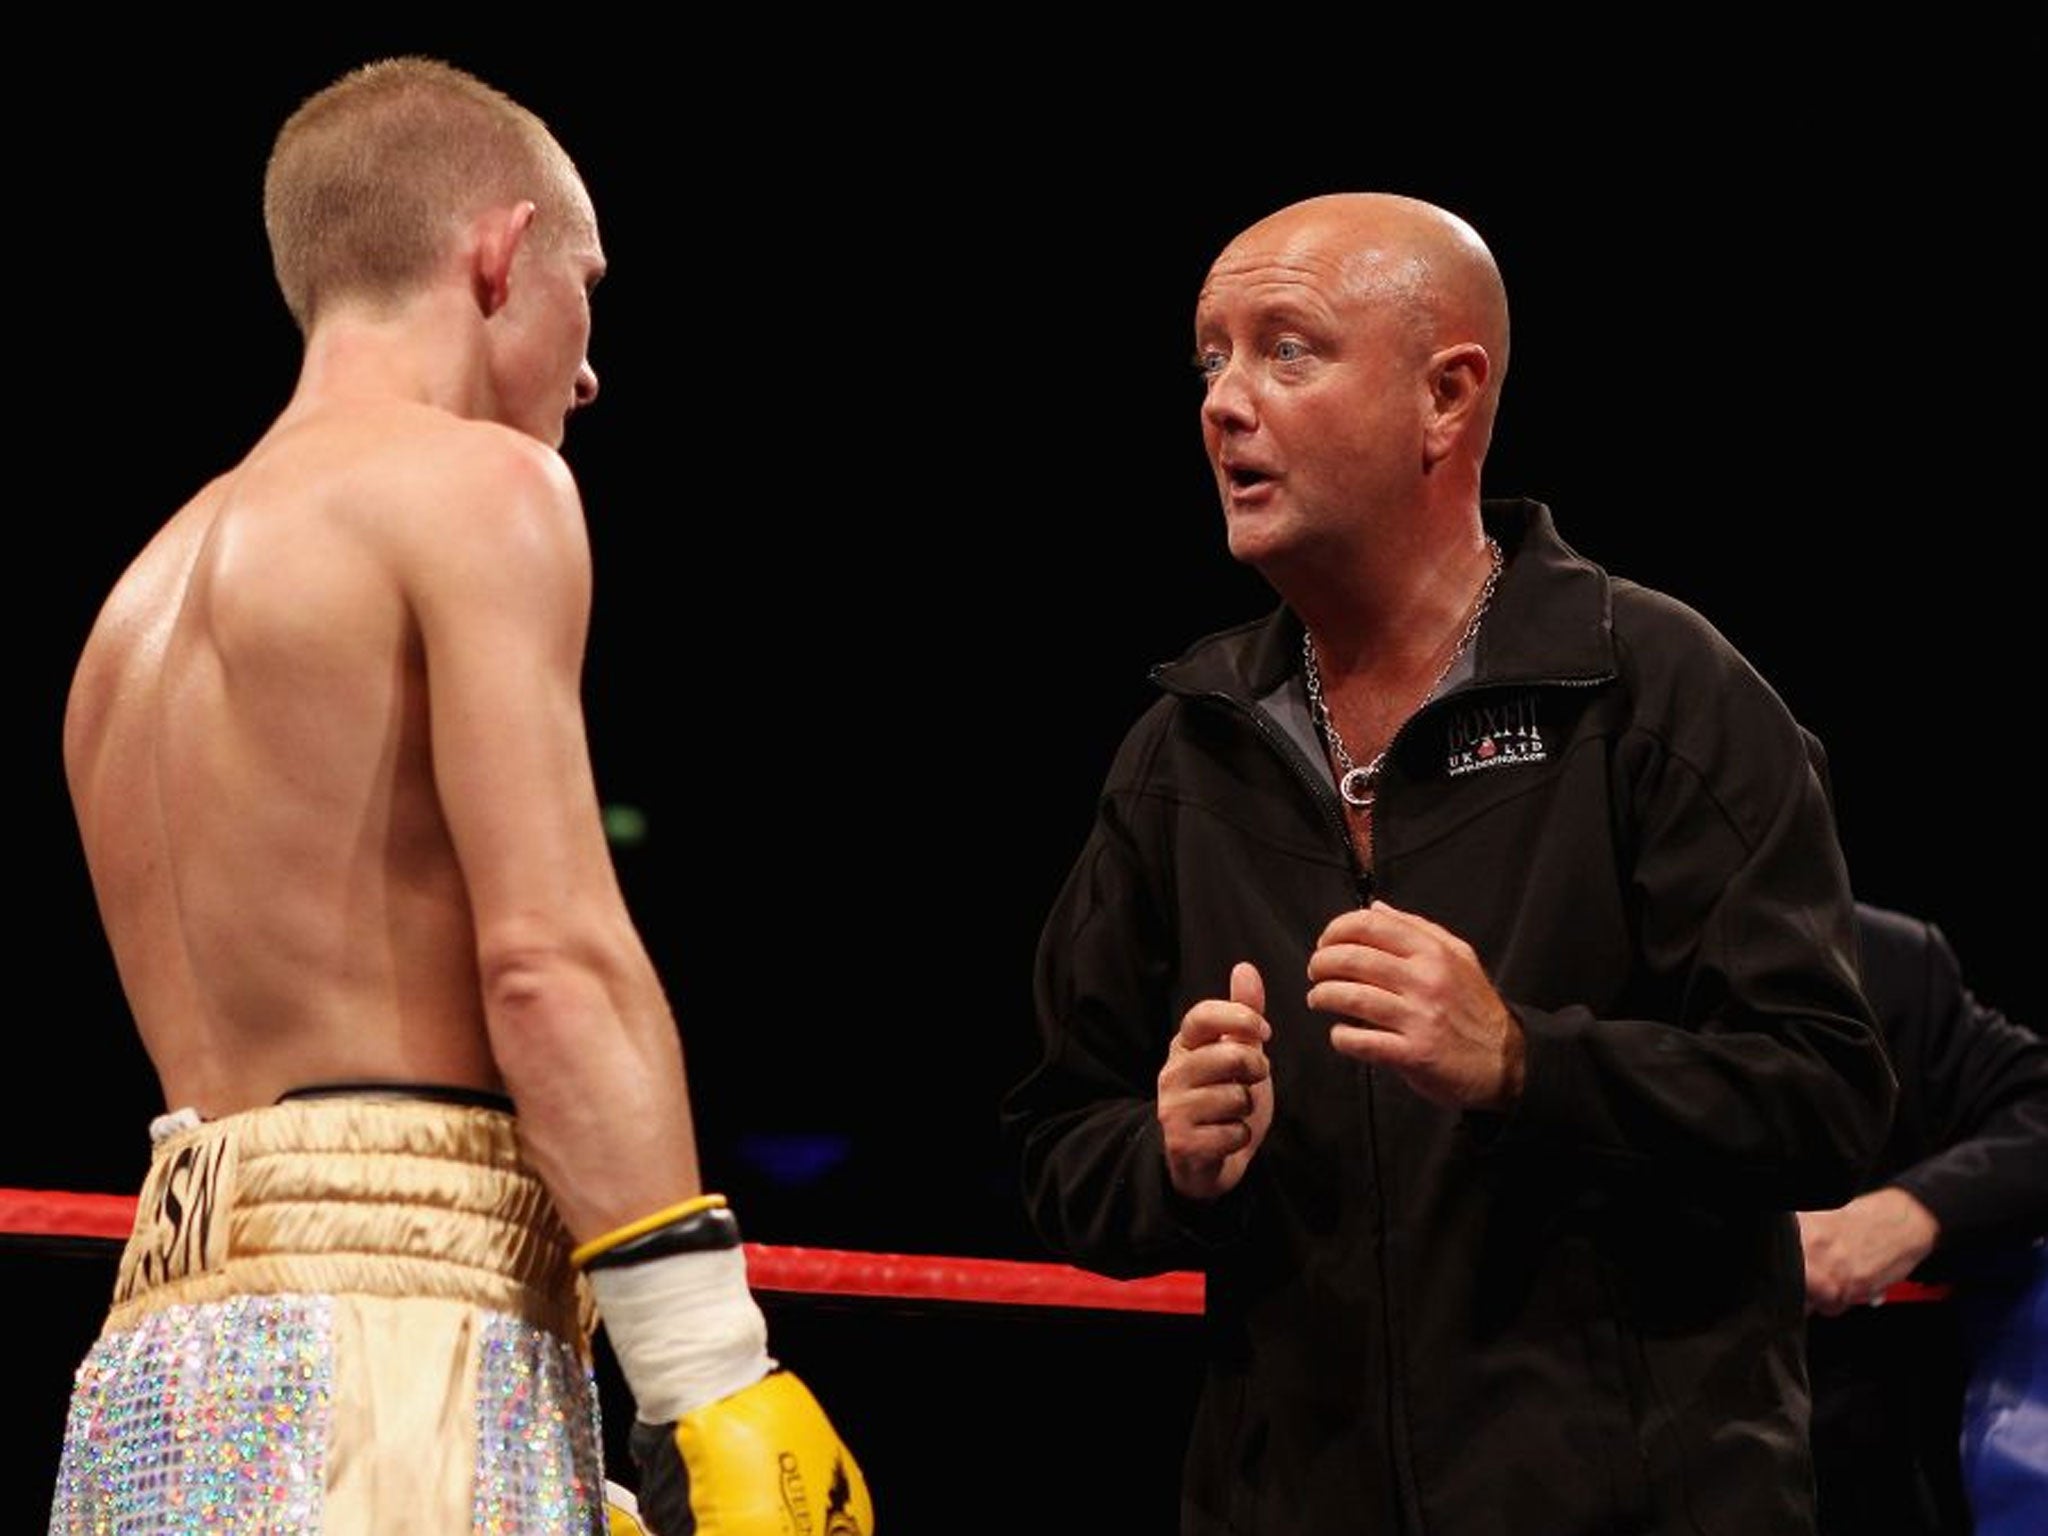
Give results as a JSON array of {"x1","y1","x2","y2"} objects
[
  {"x1": 1422, "y1": 342, "x2": 1492, "y2": 467},
  {"x1": 472, "y1": 200, "x2": 539, "y2": 317}
]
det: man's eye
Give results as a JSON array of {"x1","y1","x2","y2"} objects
[
  {"x1": 1274, "y1": 339, "x2": 1308, "y2": 362},
  {"x1": 1193, "y1": 349, "x2": 1226, "y2": 378}
]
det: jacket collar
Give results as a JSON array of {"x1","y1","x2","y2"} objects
[{"x1": 1151, "y1": 498, "x2": 1615, "y2": 704}]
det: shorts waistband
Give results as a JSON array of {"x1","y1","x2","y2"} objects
[
  {"x1": 108, "y1": 1096, "x2": 588, "y2": 1343},
  {"x1": 276, "y1": 1080, "x2": 517, "y2": 1113}
]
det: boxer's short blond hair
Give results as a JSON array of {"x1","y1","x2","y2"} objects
[{"x1": 263, "y1": 55, "x2": 589, "y2": 333}]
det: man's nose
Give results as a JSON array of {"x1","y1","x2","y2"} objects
[{"x1": 1200, "y1": 359, "x2": 1255, "y2": 432}]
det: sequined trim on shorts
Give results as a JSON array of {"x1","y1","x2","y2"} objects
[
  {"x1": 51, "y1": 1293, "x2": 334, "y2": 1533},
  {"x1": 48, "y1": 1292, "x2": 605, "y2": 1534}
]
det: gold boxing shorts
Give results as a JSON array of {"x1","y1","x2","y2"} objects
[{"x1": 48, "y1": 1091, "x2": 608, "y2": 1535}]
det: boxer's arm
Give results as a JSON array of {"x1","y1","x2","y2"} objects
[{"x1": 403, "y1": 427, "x2": 701, "y2": 1234}]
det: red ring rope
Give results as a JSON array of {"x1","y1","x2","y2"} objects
[
  {"x1": 0, "y1": 1186, "x2": 1951, "y2": 1310},
  {"x1": 0, "y1": 1186, "x2": 1204, "y2": 1313}
]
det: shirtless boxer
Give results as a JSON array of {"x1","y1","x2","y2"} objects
[{"x1": 48, "y1": 56, "x2": 868, "y2": 1535}]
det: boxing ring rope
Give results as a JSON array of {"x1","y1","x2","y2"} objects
[
  {"x1": 0, "y1": 1186, "x2": 1205, "y2": 1314},
  {"x1": 0, "y1": 1185, "x2": 1950, "y2": 1310}
]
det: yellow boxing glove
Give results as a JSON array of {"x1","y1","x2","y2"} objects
[
  {"x1": 606, "y1": 1478, "x2": 652, "y2": 1535},
  {"x1": 630, "y1": 1370, "x2": 873, "y2": 1536},
  {"x1": 577, "y1": 1196, "x2": 874, "y2": 1536}
]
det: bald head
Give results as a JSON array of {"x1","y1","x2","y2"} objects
[{"x1": 1210, "y1": 192, "x2": 1510, "y2": 434}]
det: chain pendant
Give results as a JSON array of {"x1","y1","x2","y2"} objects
[
  {"x1": 1305, "y1": 533, "x2": 1502, "y2": 821},
  {"x1": 1338, "y1": 767, "x2": 1378, "y2": 809}
]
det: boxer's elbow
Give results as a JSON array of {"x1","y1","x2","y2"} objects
[{"x1": 476, "y1": 918, "x2": 649, "y2": 1073}]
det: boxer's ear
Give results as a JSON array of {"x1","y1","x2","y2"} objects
[{"x1": 471, "y1": 201, "x2": 538, "y2": 318}]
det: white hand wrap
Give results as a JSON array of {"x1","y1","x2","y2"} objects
[{"x1": 588, "y1": 1245, "x2": 776, "y2": 1424}]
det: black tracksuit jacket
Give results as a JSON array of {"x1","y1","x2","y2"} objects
[{"x1": 1003, "y1": 498, "x2": 1898, "y2": 1535}]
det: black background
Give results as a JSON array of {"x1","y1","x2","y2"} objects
[{"x1": 13, "y1": 26, "x2": 2037, "y2": 1533}]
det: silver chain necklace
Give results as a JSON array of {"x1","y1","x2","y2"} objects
[{"x1": 1302, "y1": 536, "x2": 1503, "y2": 812}]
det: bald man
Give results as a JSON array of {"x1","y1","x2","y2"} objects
[{"x1": 1002, "y1": 192, "x2": 1897, "y2": 1535}]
